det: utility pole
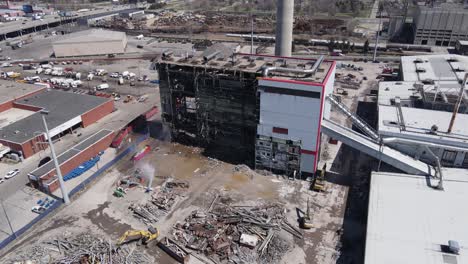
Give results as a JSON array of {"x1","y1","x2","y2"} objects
[
  {"x1": 447, "y1": 73, "x2": 468, "y2": 133},
  {"x1": 250, "y1": 13, "x2": 255, "y2": 54},
  {"x1": 40, "y1": 110, "x2": 70, "y2": 204}
]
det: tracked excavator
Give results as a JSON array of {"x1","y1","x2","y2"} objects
[{"x1": 117, "y1": 226, "x2": 159, "y2": 246}]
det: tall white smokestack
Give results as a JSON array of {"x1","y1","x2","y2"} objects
[{"x1": 275, "y1": 0, "x2": 294, "y2": 57}]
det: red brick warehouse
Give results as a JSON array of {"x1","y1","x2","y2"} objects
[{"x1": 0, "y1": 89, "x2": 114, "y2": 158}]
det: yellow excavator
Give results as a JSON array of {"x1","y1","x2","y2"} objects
[
  {"x1": 312, "y1": 164, "x2": 327, "y2": 192},
  {"x1": 117, "y1": 226, "x2": 159, "y2": 246},
  {"x1": 298, "y1": 198, "x2": 314, "y2": 229}
]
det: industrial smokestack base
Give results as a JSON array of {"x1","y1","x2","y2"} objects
[{"x1": 275, "y1": 0, "x2": 294, "y2": 57}]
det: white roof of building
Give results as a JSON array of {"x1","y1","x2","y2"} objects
[
  {"x1": 378, "y1": 104, "x2": 468, "y2": 147},
  {"x1": 54, "y1": 29, "x2": 126, "y2": 45},
  {"x1": 378, "y1": 81, "x2": 468, "y2": 106},
  {"x1": 378, "y1": 81, "x2": 419, "y2": 106},
  {"x1": 366, "y1": 170, "x2": 468, "y2": 264},
  {"x1": 401, "y1": 54, "x2": 468, "y2": 82},
  {"x1": 458, "y1": 40, "x2": 468, "y2": 46}
]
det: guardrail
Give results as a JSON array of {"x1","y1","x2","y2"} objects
[{"x1": 0, "y1": 133, "x2": 149, "y2": 251}]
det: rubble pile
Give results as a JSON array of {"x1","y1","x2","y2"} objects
[
  {"x1": 171, "y1": 201, "x2": 299, "y2": 264},
  {"x1": 150, "y1": 11, "x2": 344, "y2": 34},
  {"x1": 130, "y1": 180, "x2": 189, "y2": 224},
  {"x1": 8, "y1": 232, "x2": 153, "y2": 264},
  {"x1": 153, "y1": 11, "x2": 272, "y2": 28},
  {"x1": 153, "y1": 11, "x2": 206, "y2": 27},
  {"x1": 117, "y1": 169, "x2": 146, "y2": 189},
  {"x1": 335, "y1": 72, "x2": 362, "y2": 89},
  {"x1": 233, "y1": 164, "x2": 257, "y2": 179}
]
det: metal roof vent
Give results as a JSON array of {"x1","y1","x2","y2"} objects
[
  {"x1": 416, "y1": 67, "x2": 426, "y2": 73},
  {"x1": 448, "y1": 240, "x2": 460, "y2": 255},
  {"x1": 430, "y1": 125, "x2": 438, "y2": 135},
  {"x1": 414, "y1": 58, "x2": 423, "y2": 63}
]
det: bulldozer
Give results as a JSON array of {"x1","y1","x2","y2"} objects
[{"x1": 117, "y1": 226, "x2": 159, "y2": 246}]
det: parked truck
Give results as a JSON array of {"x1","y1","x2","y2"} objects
[
  {"x1": 95, "y1": 69, "x2": 107, "y2": 76},
  {"x1": 95, "y1": 83, "x2": 109, "y2": 91}
]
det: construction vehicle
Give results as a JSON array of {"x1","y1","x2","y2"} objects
[
  {"x1": 312, "y1": 164, "x2": 326, "y2": 192},
  {"x1": 124, "y1": 95, "x2": 133, "y2": 103},
  {"x1": 298, "y1": 198, "x2": 314, "y2": 229},
  {"x1": 117, "y1": 226, "x2": 159, "y2": 246},
  {"x1": 113, "y1": 187, "x2": 126, "y2": 197}
]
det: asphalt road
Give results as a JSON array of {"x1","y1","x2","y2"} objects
[{"x1": 0, "y1": 5, "x2": 135, "y2": 36}]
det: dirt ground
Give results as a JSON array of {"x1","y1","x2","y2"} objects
[{"x1": 1, "y1": 134, "x2": 350, "y2": 264}]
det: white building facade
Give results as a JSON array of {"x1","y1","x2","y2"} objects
[{"x1": 255, "y1": 63, "x2": 336, "y2": 177}]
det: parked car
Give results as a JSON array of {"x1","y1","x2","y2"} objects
[
  {"x1": 5, "y1": 169, "x2": 19, "y2": 179},
  {"x1": 31, "y1": 205, "x2": 46, "y2": 214}
]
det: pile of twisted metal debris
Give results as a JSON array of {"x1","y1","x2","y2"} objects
[
  {"x1": 169, "y1": 199, "x2": 301, "y2": 264},
  {"x1": 8, "y1": 232, "x2": 153, "y2": 264},
  {"x1": 129, "y1": 179, "x2": 190, "y2": 225}
]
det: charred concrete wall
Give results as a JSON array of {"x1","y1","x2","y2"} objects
[{"x1": 157, "y1": 62, "x2": 258, "y2": 165}]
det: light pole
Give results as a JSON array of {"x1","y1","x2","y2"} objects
[
  {"x1": 1, "y1": 199, "x2": 15, "y2": 238},
  {"x1": 373, "y1": 5, "x2": 382, "y2": 62},
  {"x1": 40, "y1": 110, "x2": 70, "y2": 204}
]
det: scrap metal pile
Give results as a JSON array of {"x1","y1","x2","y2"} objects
[
  {"x1": 170, "y1": 200, "x2": 301, "y2": 264},
  {"x1": 151, "y1": 11, "x2": 273, "y2": 34},
  {"x1": 7, "y1": 232, "x2": 153, "y2": 264},
  {"x1": 129, "y1": 180, "x2": 189, "y2": 225},
  {"x1": 149, "y1": 10, "x2": 345, "y2": 35}
]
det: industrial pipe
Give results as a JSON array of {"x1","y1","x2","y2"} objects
[
  {"x1": 382, "y1": 137, "x2": 468, "y2": 153},
  {"x1": 382, "y1": 137, "x2": 446, "y2": 189},
  {"x1": 262, "y1": 55, "x2": 324, "y2": 77},
  {"x1": 424, "y1": 146, "x2": 444, "y2": 190},
  {"x1": 203, "y1": 51, "x2": 220, "y2": 63},
  {"x1": 394, "y1": 97, "x2": 406, "y2": 131},
  {"x1": 162, "y1": 50, "x2": 173, "y2": 59},
  {"x1": 447, "y1": 73, "x2": 468, "y2": 133}
]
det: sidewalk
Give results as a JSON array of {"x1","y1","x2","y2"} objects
[
  {"x1": 0, "y1": 186, "x2": 54, "y2": 242},
  {"x1": 52, "y1": 148, "x2": 117, "y2": 199}
]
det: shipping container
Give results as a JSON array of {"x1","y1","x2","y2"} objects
[
  {"x1": 111, "y1": 126, "x2": 132, "y2": 148},
  {"x1": 144, "y1": 106, "x2": 158, "y2": 120},
  {"x1": 132, "y1": 145, "x2": 151, "y2": 161}
]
